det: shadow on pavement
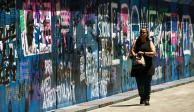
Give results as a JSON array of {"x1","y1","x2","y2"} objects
[{"x1": 110, "y1": 104, "x2": 143, "y2": 107}]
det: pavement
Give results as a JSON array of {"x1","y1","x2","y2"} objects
[
  {"x1": 90, "y1": 80, "x2": 194, "y2": 112},
  {"x1": 53, "y1": 76, "x2": 194, "y2": 112}
]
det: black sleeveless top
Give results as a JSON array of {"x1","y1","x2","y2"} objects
[{"x1": 135, "y1": 38, "x2": 155, "y2": 76}]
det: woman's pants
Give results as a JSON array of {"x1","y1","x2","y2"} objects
[{"x1": 135, "y1": 75, "x2": 152, "y2": 101}]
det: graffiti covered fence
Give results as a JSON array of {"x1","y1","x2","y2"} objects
[{"x1": 0, "y1": 0, "x2": 194, "y2": 111}]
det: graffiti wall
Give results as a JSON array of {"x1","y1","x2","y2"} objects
[{"x1": 0, "y1": 0, "x2": 194, "y2": 111}]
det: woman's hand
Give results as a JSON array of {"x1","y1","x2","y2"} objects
[{"x1": 138, "y1": 51, "x2": 144, "y2": 56}]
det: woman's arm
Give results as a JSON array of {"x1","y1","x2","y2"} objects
[{"x1": 144, "y1": 41, "x2": 156, "y2": 57}]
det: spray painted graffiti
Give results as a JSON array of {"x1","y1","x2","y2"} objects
[
  {"x1": 131, "y1": 5, "x2": 140, "y2": 40},
  {"x1": 80, "y1": 51, "x2": 85, "y2": 82},
  {"x1": 20, "y1": 1, "x2": 52, "y2": 56},
  {"x1": 182, "y1": 15, "x2": 193, "y2": 77},
  {"x1": 98, "y1": 3, "x2": 110, "y2": 38},
  {"x1": 41, "y1": 76, "x2": 56, "y2": 109},
  {"x1": 56, "y1": 9, "x2": 71, "y2": 50},
  {"x1": 121, "y1": 3, "x2": 130, "y2": 61},
  {"x1": 111, "y1": 3, "x2": 119, "y2": 39},
  {"x1": 0, "y1": 22, "x2": 17, "y2": 85},
  {"x1": 140, "y1": 6, "x2": 148, "y2": 27},
  {"x1": 86, "y1": 47, "x2": 99, "y2": 98},
  {"x1": 1, "y1": 0, "x2": 194, "y2": 112},
  {"x1": 121, "y1": 3, "x2": 130, "y2": 41},
  {"x1": 56, "y1": 55, "x2": 76, "y2": 106}
]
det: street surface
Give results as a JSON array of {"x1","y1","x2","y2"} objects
[{"x1": 90, "y1": 82, "x2": 194, "y2": 112}]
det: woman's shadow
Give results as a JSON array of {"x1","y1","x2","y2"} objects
[{"x1": 110, "y1": 104, "x2": 143, "y2": 107}]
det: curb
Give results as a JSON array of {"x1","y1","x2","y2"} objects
[{"x1": 54, "y1": 76, "x2": 194, "y2": 112}]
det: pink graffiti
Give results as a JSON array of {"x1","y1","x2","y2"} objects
[
  {"x1": 60, "y1": 10, "x2": 71, "y2": 27},
  {"x1": 121, "y1": 7, "x2": 128, "y2": 34},
  {"x1": 171, "y1": 32, "x2": 177, "y2": 45}
]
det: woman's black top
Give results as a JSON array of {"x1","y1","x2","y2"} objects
[{"x1": 134, "y1": 37, "x2": 155, "y2": 76}]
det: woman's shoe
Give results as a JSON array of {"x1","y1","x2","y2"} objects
[
  {"x1": 144, "y1": 100, "x2": 150, "y2": 106},
  {"x1": 140, "y1": 99, "x2": 145, "y2": 104}
]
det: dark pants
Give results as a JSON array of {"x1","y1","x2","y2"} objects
[{"x1": 135, "y1": 75, "x2": 152, "y2": 101}]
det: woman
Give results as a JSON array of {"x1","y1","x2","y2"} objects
[{"x1": 131, "y1": 28, "x2": 156, "y2": 105}]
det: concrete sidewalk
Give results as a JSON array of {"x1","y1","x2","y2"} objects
[
  {"x1": 54, "y1": 76, "x2": 194, "y2": 112},
  {"x1": 91, "y1": 80, "x2": 194, "y2": 112}
]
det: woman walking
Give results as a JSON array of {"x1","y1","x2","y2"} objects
[{"x1": 130, "y1": 28, "x2": 156, "y2": 105}]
